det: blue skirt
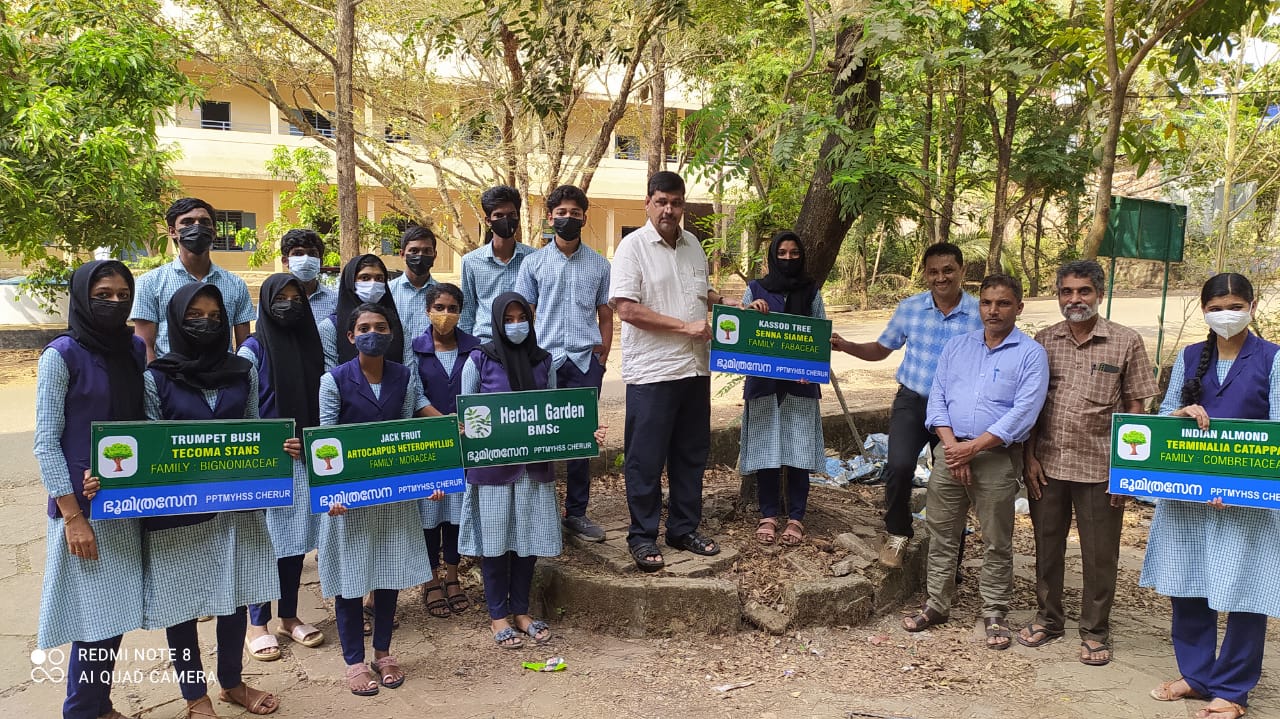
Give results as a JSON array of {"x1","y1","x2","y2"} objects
[
  {"x1": 142, "y1": 512, "x2": 280, "y2": 629},
  {"x1": 39, "y1": 516, "x2": 145, "y2": 648}
]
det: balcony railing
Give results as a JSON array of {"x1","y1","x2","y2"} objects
[{"x1": 173, "y1": 117, "x2": 273, "y2": 134}]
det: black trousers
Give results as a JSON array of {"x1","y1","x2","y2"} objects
[
  {"x1": 884, "y1": 385, "x2": 937, "y2": 538},
  {"x1": 624, "y1": 376, "x2": 711, "y2": 547}
]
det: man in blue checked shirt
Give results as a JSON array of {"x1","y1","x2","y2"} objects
[
  {"x1": 389, "y1": 225, "x2": 439, "y2": 344},
  {"x1": 459, "y1": 185, "x2": 533, "y2": 341},
  {"x1": 514, "y1": 185, "x2": 613, "y2": 541},
  {"x1": 900, "y1": 273, "x2": 1048, "y2": 650},
  {"x1": 831, "y1": 242, "x2": 980, "y2": 568}
]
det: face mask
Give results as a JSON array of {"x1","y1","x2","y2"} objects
[
  {"x1": 270, "y1": 300, "x2": 305, "y2": 324},
  {"x1": 1204, "y1": 309, "x2": 1252, "y2": 339},
  {"x1": 177, "y1": 224, "x2": 216, "y2": 255},
  {"x1": 288, "y1": 255, "x2": 321, "y2": 282},
  {"x1": 405, "y1": 253, "x2": 434, "y2": 276},
  {"x1": 489, "y1": 216, "x2": 519, "y2": 240},
  {"x1": 775, "y1": 257, "x2": 803, "y2": 277},
  {"x1": 504, "y1": 321, "x2": 530, "y2": 344},
  {"x1": 354, "y1": 280, "x2": 385, "y2": 303},
  {"x1": 89, "y1": 298, "x2": 131, "y2": 328},
  {"x1": 429, "y1": 311, "x2": 459, "y2": 335},
  {"x1": 353, "y1": 330, "x2": 393, "y2": 357},
  {"x1": 552, "y1": 217, "x2": 584, "y2": 242},
  {"x1": 182, "y1": 317, "x2": 224, "y2": 346}
]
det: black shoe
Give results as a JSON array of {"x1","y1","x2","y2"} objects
[
  {"x1": 665, "y1": 531, "x2": 720, "y2": 556},
  {"x1": 562, "y1": 514, "x2": 605, "y2": 542}
]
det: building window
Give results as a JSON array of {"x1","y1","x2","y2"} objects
[
  {"x1": 614, "y1": 135, "x2": 642, "y2": 160},
  {"x1": 200, "y1": 101, "x2": 231, "y2": 131},
  {"x1": 213, "y1": 210, "x2": 256, "y2": 251},
  {"x1": 290, "y1": 109, "x2": 334, "y2": 138},
  {"x1": 384, "y1": 122, "x2": 410, "y2": 143}
]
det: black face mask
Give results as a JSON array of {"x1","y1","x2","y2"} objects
[
  {"x1": 89, "y1": 298, "x2": 131, "y2": 328},
  {"x1": 775, "y1": 258, "x2": 804, "y2": 277},
  {"x1": 177, "y1": 224, "x2": 216, "y2": 255},
  {"x1": 489, "y1": 216, "x2": 519, "y2": 240},
  {"x1": 405, "y1": 253, "x2": 434, "y2": 276},
  {"x1": 552, "y1": 217, "x2": 584, "y2": 242},
  {"x1": 270, "y1": 300, "x2": 306, "y2": 325},
  {"x1": 181, "y1": 317, "x2": 224, "y2": 346}
]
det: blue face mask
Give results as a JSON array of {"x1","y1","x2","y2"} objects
[
  {"x1": 504, "y1": 321, "x2": 530, "y2": 344},
  {"x1": 353, "y1": 330, "x2": 393, "y2": 357},
  {"x1": 288, "y1": 255, "x2": 321, "y2": 282}
]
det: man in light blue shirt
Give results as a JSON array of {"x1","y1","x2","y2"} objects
[
  {"x1": 514, "y1": 185, "x2": 613, "y2": 541},
  {"x1": 831, "y1": 242, "x2": 981, "y2": 567},
  {"x1": 459, "y1": 185, "x2": 533, "y2": 341},
  {"x1": 901, "y1": 273, "x2": 1048, "y2": 648},
  {"x1": 130, "y1": 197, "x2": 254, "y2": 361},
  {"x1": 280, "y1": 228, "x2": 336, "y2": 325},
  {"x1": 388, "y1": 225, "x2": 438, "y2": 343}
]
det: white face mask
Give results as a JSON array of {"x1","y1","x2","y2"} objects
[
  {"x1": 288, "y1": 255, "x2": 321, "y2": 282},
  {"x1": 1204, "y1": 309, "x2": 1252, "y2": 339},
  {"x1": 354, "y1": 280, "x2": 385, "y2": 303}
]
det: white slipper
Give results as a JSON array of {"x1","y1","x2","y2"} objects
[
  {"x1": 245, "y1": 633, "x2": 281, "y2": 662},
  {"x1": 277, "y1": 622, "x2": 325, "y2": 648}
]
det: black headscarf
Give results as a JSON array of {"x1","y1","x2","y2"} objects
[
  {"x1": 478, "y1": 292, "x2": 549, "y2": 391},
  {"x1": 148, "y1": 283, "x2": 252, "y2": 390},
  {"x1": 58, "y1": 260, "x2": 145, "y2": 421},
  {"x1": 756, "y1": 230, "x2": 818, "y2": 316},
  {"x1": 255, "y1": 274, "x2": 323, "y2": 437},
  {"x1": 334, "y1": 254, "x2": 403, "y2": 364}
]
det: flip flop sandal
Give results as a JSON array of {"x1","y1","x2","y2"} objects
[
  {"x1": 493, "y1": 626, "x2": 524, "y2": 650},
  {"x1": 1197, "y1": 701, "x2": 1246, "y2": 719},
  {"x1": 521, "y1": 619, "x2": 552, "y2": 645},
  {"x1": 779, "y1": 520, "x2": 805, "y2": 547},
  {"x1": 218, "y1": 683, "x2": 279, "y2": 715},
  {"x1": 756, "y1": 518, "x2": 778, "y2": 545},
  {"x1": 423, "y1": 584, "x2": 451, "y2": 618},
  {"x1": 902, "y1": 606, "x2": 948, "y2": 632},
  {"x1": 345, "y1": 663, "x2": 379, "y2": 697},
  {"x1": 1016, "y1": 623, "x2": 1064, "y2": 648},
  {"x1": 244, "y1": 634, "x2": 281, "y2": 662},
  {"x1": 276, "y1": 623, "x2": 325, "y2": 648},
  {"x1": 371, "y1": 655, "x2": 405, "y2": 689},
  {"x1": 630, "y1": 542, "x2": 664, "y2": 572},
  {"x1": 1079, "y1": 641, "x2": 1112, "y2": 666},
  {"x1": 444, "y1": 580, "x2": 470, "y2": 613},
  {"x1": 983, "y1": 617, "x2": 1012, "y2": 651},
  {"x1": 1150, "y1": 678, "x2": 1204, "y2": 702}
]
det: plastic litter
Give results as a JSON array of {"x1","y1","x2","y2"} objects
[
  {"x1": 713, "y1": 680, "x2": 755, "y2": 692},
  {"x1": 521, "y1": 656, "x2": 566, "y2": 672},
  {"x1": 1014, "y1": 497, "x2": 1030, "y2": 515}
]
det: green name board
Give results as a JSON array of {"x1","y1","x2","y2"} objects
[
  {"x1": 457, "y1": 387, "x2": 599, "y2": 468},
  {"x1": 89, "y1": 419, "x2": 295, "y2": 518},
  {"x1": 302, "y1": 416, "x2": 465, "y2": 512},
  {"x1": 1109, "y1": 413, "x2": 1280, "y2": 509},
  {"x1": 710, "y1": 305, "x2": 832, "y2": 383}
]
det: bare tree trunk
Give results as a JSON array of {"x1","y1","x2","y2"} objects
[
  {"x1": 646, "y1": 36, "x2": 666, "y2": 178},
  {"x1": 334, "y1": 0, "x2": 359, "y2": 261},
  {"x1": 986, "y1": 86, "x2": 1018, "y2": 274},
  {"x1": 793, "y1": 20, "x2": 881, "y2": 284},
  {"x1": 1215, "y1": 89, "x2": 1240, "y2": 272},
  {"x1": 938, "y1": 67, "x2": 966, "y2": 244},
  {"x1": 920, "y1": 73, "x2": 936, "y2": 245},
  {"x1": 1033, "y1": 192, "x2": 1048, "y2": 296}
]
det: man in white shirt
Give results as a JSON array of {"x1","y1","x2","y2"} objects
[{"x1": 609, "y1": 171, "x2": 735, "y2": 572}]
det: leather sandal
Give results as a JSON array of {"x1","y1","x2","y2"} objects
[
  {"x1": 902, "y1": 606, "x2": 948, "y2": 632},
  {"x1": 983, "y1": 617, "x2": 1012, "y2": 650},
  {"x1": 779, "y1": 520, "x2": 805, "y2": 547},
  {"x1": 345, "y1": 663, "x2": 379, "y2": 696},
  {"x1": 1151, "y1": 677, "x2": 1204, "y2": 702},
  {"x1": 444, "y1": 580, "x2": 470, "y2": 613},
  {"x1": 185, "y1": 696, "x2": 218, "y2": 718},
  {"x1": 1197, "y1": 700, "x2": 1246, "y2": 718},
  {"x1": 666, "y1": 531, "x2": 719, "y2": 556},
  {"x1": 756, "y1": 517, "x2": 778, "y2": 545},
  {"x1": 371, "y1": 655, "x2": 405, "y2": 688},
  {"x1": 218, "y1": 683, "x2": 279, "y2": 715},
  {"x1": 1015, "y1": 623, "x2": 1064, "y2": 648},
  {"x1": 422, "y1": 582, "x2": 450, "y2": 618},
  {"x1": 630, "y1": 542, "x2": 664, "y2": 572}
]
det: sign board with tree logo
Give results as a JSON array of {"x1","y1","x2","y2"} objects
[
  {"x1": 457, "y1": 388, "x2": 599, "y2": 468},
  {"x1": 302, "y1": 416, "x2": 465, "y2": 513},
  {"x1": 1109, "y1": 414, "x2": 1280, "y2": 509},
  {"x1": 89, "y1": 419, "x2": 295, "y2": 519},
  {"x1": 709, "y1": 305, "x2": 832, "y2": 383}
]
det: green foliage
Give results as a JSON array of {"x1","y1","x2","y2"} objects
[
  {"x1": 719, "y1": 319, "x2": 736, "y2": 332},
  {"x1": 103, "y1": 443, "x2": 134, "y2": 460},
  {"x1": 1121, "y1": 430, "x2": 1146, "y2": 446},
  {"x1": 0, "y1": 0, "x2": 199, "y2": 305},
  {"x1": 315, "y1": 444, "x2": 339, "y2": 460}
]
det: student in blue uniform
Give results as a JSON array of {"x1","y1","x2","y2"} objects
[
  {"x1": 458, "y1": 292, "x2": 605, "y2": 648},
  {"x1": 1145, "y1": 273, "x2": 1280, "y2": 719},
  {"x1": 35, "y1": 260, "x2": 147, "y2": 719},
  {"x1": 318, "y1": 302, "x2": 439, "y2": 695},
  {"x1": 241, "y1": 274, "x2": 326, "y2": 660},
  {"x1": 410, "y1": 283, "x2": 479, "y2": 617},
  {"x1": 740, "y1": 231, "x2": 826, "y2": 546},
  {"x1": 319, "y1": 254, "x2": 407, "y2": 369},
  {"x1": 141, "y1": 283, "x2": 287, "y2": 717}
]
